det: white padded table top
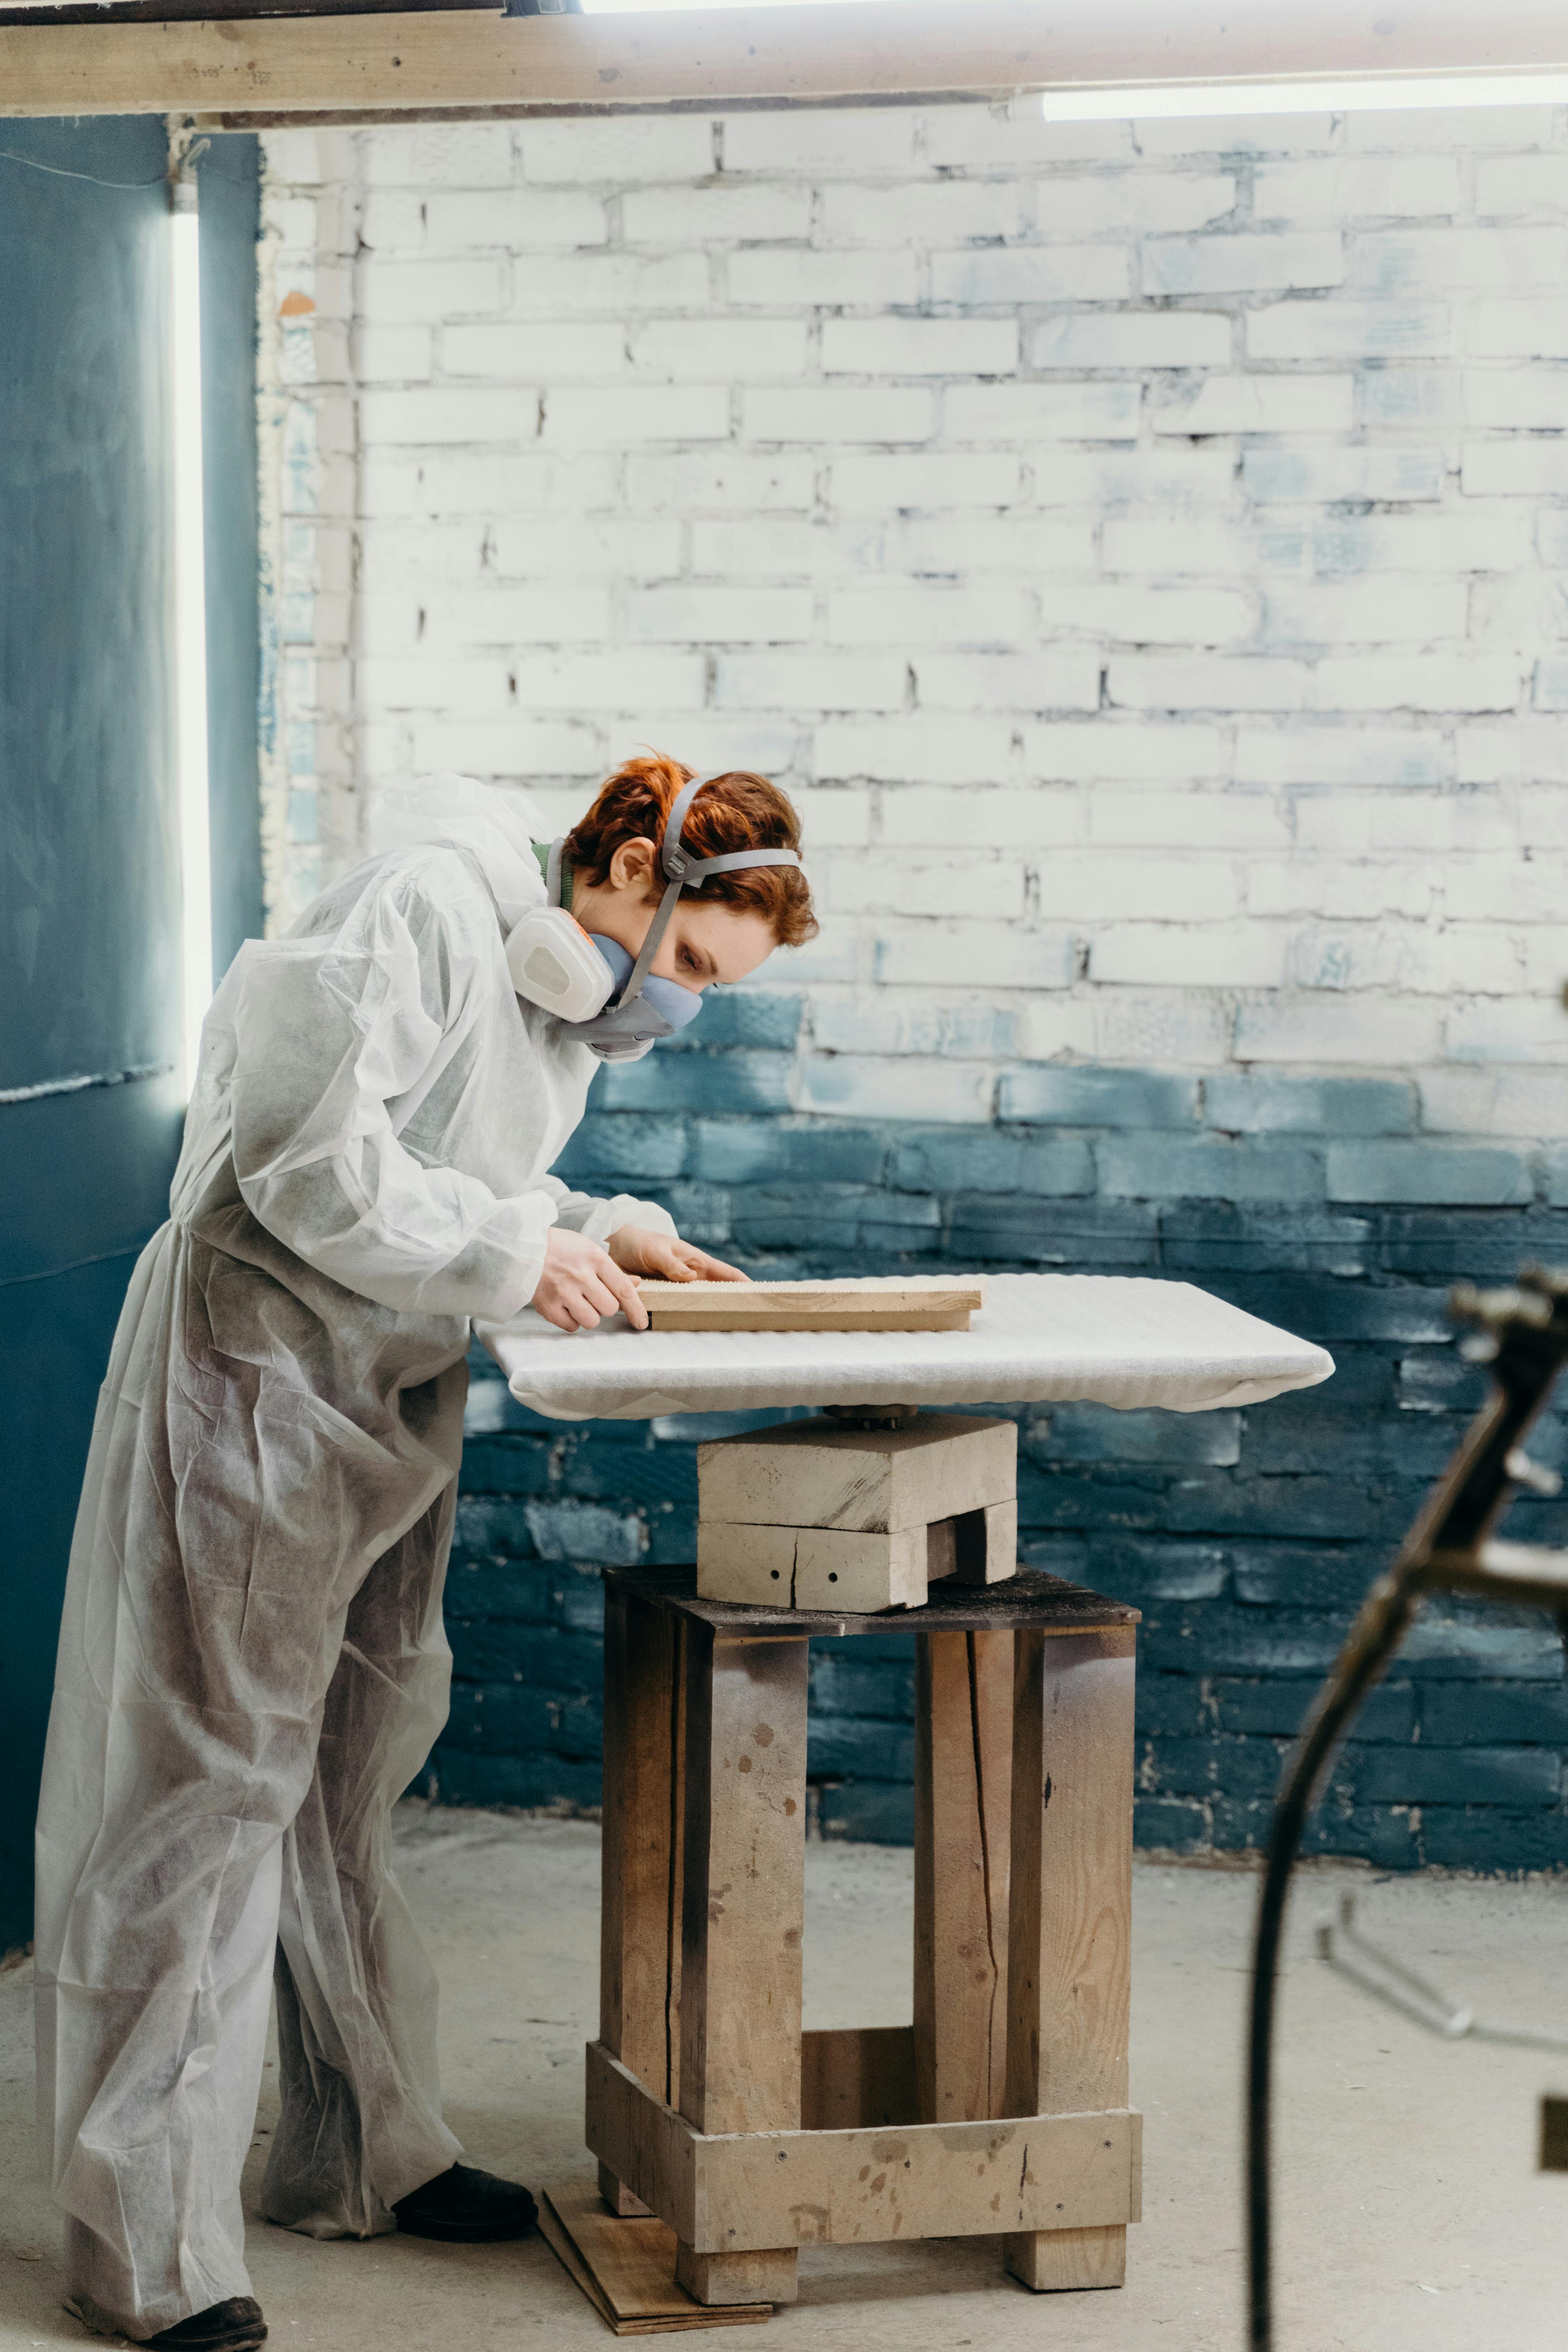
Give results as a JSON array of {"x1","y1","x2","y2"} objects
[{"x1": 478, "y1": 1272, "x2": 1334, "y2": 1423}]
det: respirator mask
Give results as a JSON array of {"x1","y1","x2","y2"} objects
[{"x1": 504, "y1": 773, "x2": 803, "y2": 1062}]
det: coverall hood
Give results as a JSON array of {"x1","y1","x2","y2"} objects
[{"x1": 364, "y1": 771, "x2": 549, "y2": 931}]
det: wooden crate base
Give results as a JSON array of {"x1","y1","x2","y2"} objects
[
  {"x1": 538, "y1": 2183, "x2": 772, "y2": 2336},
  {"x1": 585, "y1": 2040, "x2": 1142, "y2": 2254}
]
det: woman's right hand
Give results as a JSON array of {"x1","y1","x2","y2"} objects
[{"x1": 531, "y1": 1226, "x2": 650, "y2": 1333}]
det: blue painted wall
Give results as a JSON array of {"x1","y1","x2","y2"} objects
[
  {"x1": 427, "y1": 1005, "x2": 1568, "y2": 1876},
  {"x1": 0, "y1": 122, "x2": 262, "y2": 1955}
]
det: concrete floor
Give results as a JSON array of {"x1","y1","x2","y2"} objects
[{"x1": 4, "y1": 1807, "x2": 1568, "y2": 2351}]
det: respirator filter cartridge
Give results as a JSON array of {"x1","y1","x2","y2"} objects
[{"x1": 504, "y1": 906, "x2": 616, "y2": 1023}]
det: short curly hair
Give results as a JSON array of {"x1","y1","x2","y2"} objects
[{"x1": 565, "y1": 753, "x2": 818, "y2": 949}]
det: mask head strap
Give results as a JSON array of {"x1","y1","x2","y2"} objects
[{"x1": 616, "y1": 772, "x2": 803, "y2": 1012}]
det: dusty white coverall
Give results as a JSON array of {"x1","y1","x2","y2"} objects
[{"x1": 33, "y1": 780, "x2": 674, "y2": 2339}]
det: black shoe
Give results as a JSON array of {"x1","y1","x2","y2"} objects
[
  {"x1": 148, "y1": 2301, "x2": 268, "y2": 2352},
  {"x1": 393, "y1": 2162, "x2": 538, "y2": 2244}
]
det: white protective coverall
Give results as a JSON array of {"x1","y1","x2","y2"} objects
[{"x1": 33, "y1": 777, "x2": 676, "y2": 2340}]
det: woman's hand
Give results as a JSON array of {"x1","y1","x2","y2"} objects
[
  {"x1": 530, "y1": 1225, "x2": 750, "y2": 1332},
  {"x1": 531, "y1": 1226, "x2": 650, "y2": 1333},
  {"x1": 607, "y1": 1226, "x2": 751, "y2": 1286}
]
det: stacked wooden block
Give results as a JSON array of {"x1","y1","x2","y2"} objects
[{"x1": 695, "y1": 1411, "x2": 1019, "y2": 1614}]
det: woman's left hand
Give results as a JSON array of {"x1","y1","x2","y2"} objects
[{"x1": 607, "y1": 1226, "x2": 750, "y2": 1285}]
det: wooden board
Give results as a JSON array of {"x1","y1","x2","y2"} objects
[
  {"x1": 5, "y1": 0, "x2": 1568, "y2": 125},
  {"x1": 599, "y1": 1583, "x2": 686, "y2": 2217},
  {"x1": 601, "y1": 1587, "x2": 680, "y2": 2102},
  {"x1": 677, "y1": 1629, "x2": 808, "y2": 2139},
  {"x1": 639, "y1": 1278, "x2": 984, "y2": 1334},
  {"x1": 675, "y1": 1625, "x2": 807, "y2": 2304},
  {"x1": 539, "y1": 2184, "x2": 770, "y2": 2335},
  {"x1": 585, "y1": 2041, "x2": 1141, "y2": 2254},
  {"x1": 801, "y1": 2026, "x2": 918, "y2": 2132},
  {"x1": 605, "y1": 1562, "x2": 1139, "y2": 1640},
  {"x1": 1005, "y1": 1626, "x2": 1138, "y2": 2293},
  {"x1": 915, "y1": 1630, "x2": 1013, "y2": 2127}
]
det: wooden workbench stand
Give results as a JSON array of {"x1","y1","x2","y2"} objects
[{"x1": 591, "y1": 1566, "x2": 1143, "y2": 2311}]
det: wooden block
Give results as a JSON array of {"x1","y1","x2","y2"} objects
[
  {"x1": 674, "y1": 2247, "x2": 798, "y2": 2309},
  {"x1": 678, "y1": 1628, "x2": 807, "y2": 2132},
  {"x1": 980, "y1": 1499, "x2": 1018, "y2": 1583},
  {"x1": 697, "y1": 1414, "x2": 1015, "y2": 1534},
  {"x1": 699, "y1": 1520, "x2": 926, "y2": 1613},
  {"x1": 695, "y1": 1521, "x2": 799, "y2": 1609},
  {"x1": 801, "y1": 2026, "x2": 918, "y2": 2132},
  {"x1": 914, "y1": 1630, "x2": 1013, "y2": 2129},
  {"x1": 795, "y1": 1525, "x2": 926, "y2": 1612},
  {"x1": 926, "y1": 1498, "x2": 1018, "y2": 1588},
  {"x1": 675, "y1": 1625, "x2": 808, "y2": 2303},
  {"x1": 1003, "y1": 2219, "x2": 1130, "y2": 2293},
  {"x1": 600, "y1": 1587, "x2": 684, "y2": 2104},
  {"x1": 599, "y1": 2163, "x2": 653, "y2": 2220},
  {"x1": 1004, "y1": 1626, "x2": 1137, "y2": 2295},
  {"x1": 585, "y1": 2042, "x2": 1140, "y2": 2253},
  {"x1": 539, "y1": 2184, "x2": 771, "y2": 2333},
  {"x1": 638, "y1": 1277, "x2": 984, "y2": 1332}
]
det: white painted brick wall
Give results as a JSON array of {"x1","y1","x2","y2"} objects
[{"x1": 258, "y1": 102, "x2": 1568, "y2": 1137}]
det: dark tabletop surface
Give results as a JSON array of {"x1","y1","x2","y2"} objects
[{"x1": 604, "y1": 1563, "x2": 1139, "y2": 1637}]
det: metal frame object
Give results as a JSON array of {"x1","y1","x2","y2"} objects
[
  {"x1": 1317, "y1": 1891, "x2": 1568, "y2": 2056},
  {"x1": 1247, "y1": 1264, "x2": 1568, "y2": 2352}
]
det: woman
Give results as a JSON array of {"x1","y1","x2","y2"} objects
[{"x1": 34, "y1": 756, "x2": 816, "y2": 2351}]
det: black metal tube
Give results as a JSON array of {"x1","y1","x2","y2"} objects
[
  {"x1": 1245, "y1": 1572, "x2": 1418, "y2": 2351},
  {"x1": 1246, "y1": 1343, "x2": 1555, "y2": 2352}
]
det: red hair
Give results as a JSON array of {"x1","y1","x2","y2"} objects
[{"x1": 565, "y1": 754, "x2": 817, "y2": 949}]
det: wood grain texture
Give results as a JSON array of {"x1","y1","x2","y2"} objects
[
  {"x1": 600, "y1": 1585, "x2": 682, "y2": 2099},
  {"x1": 697, "y1": 1519, "x2": 928, "y2": 1614},
  {"x1": 928, "y1": 1500, "x2": 1020, "y2": 1587},
  {"x1": 673, "y1": 2246, "x2": 798, "y2": 2308},
  {"x1": 800, "y1": 2026, "x2": 918, "y2": 2132},
  {"x1": 585, "y1": 2042, "x2": 1139, "y2": 2252},
  {"x1": 644, "y1": 1278, "x2": 983, "y2": 1334},
  {"x1": 1004, "y1": 1626, "x2": 1137, "y2": 2294},
  {"x1": 914, "y1": 1630, "x2": 1013, "y2": 2128},
  {"x1": 598, "y1": 2165, "x2": 653, "y2": 2223},
  {"x1": 697, "y1": 1414, "x2": 1013, "y2": 1532},
  {"x1": 539, "y1": 2184, "x2": 771, "y2": 2334},
  {"x1": 675, "y1": 1625, "x2": 808, "y2": 2303},
  {"x1": 6, "y1": 0, "x2": 1566, "y2": 124},
  {"x1": 599, "y1": 1586, "x2": 687, "y2": 2215},
  {"x1": 678, "y1": 1628, "x2": 808, "y2": 2135}
]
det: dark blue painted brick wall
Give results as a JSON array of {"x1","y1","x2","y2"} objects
[{"x1": 419, "y1": 1011, "x2": 1568, "y2": 1875}]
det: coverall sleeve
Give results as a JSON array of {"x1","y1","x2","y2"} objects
[
  {"x1": 227, "y1": 872, "x2": 666, "y2": 1319},
  {"x1": 541, "y1": 1177, "x2": 678, "y2": 1247}
]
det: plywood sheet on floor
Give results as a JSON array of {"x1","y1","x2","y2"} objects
[{"x1": 539, "y1": 2182, "x2": 770, "y2": 2334}]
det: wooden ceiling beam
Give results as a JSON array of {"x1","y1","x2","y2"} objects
[{"x1": 2, "y1": 0, "x2": 1567, "y2": 123}]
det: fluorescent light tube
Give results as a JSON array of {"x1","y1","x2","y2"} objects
[
  {"x1": 171, "y1": 178, "x2": 213, "y2": 1100},
  {"x1": 1042, "y1": 72, "x2": 1568, "y2": 121}
]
